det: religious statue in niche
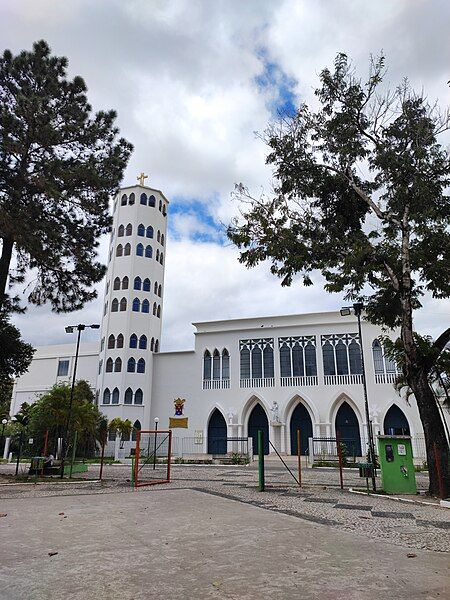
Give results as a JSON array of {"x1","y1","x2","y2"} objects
[
  {"x1": 174, "y1": 397, "x2": 185, "y2": 416},
  {"x1": 270, "y1": 401, "x2": 281, "y2": 425}
]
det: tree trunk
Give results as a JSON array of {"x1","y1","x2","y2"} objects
[
  {"x1": 0, "y1": 236, "x2": 14, "y2": 310},
  {"x1": 408, "y1": 367, "x2": 450, "y2": 497}
]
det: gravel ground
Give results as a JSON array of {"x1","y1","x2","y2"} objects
[{"x1": 0, "y1": 462, "x2": 448, "y2": 553}]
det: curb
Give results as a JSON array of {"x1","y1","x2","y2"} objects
[{"x1": 348, "y1": 487, "x2": 446, "y2": 509}]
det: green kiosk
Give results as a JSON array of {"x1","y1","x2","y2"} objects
[{"x1": 377, "y1": 435, "x2": 417, "y2": 494}]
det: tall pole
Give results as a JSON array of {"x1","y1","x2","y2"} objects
[
  {"x1": 354, "y1": 303, "x2": 377, "y2": 492},
  {"x1": 153, "y1": 418, "x2": 159, "y2": 470},
  {"x1": 60, "y1": 325, "x2": 83, "y2": 478}
]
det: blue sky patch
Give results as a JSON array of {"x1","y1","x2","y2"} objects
[
  {"x1": 168, "y1": 197, "x2": 227, "y2": 244},
  {"x1": 255, "y1": 48, "x2": 297, "y2": 117}
]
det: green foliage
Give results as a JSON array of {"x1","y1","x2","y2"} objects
[{"x1": 0, "y1": 40, "x2": 133, "y2": 313}]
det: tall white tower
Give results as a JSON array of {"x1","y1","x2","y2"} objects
[{"x1": 97, "y1": 177, "x2": 168, "y2": 441}]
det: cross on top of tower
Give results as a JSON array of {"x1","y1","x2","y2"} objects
[{"x1": 137, "y1": 172, "x2": 148, "y2": 186}]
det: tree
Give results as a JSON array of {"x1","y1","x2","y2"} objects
[
  {"x1": 228, "y1": 53, "x2": 450, "y2": 496},
  {"x1": 0, "y1": 40, "x2": 132, "y2": 313},
  {"x1": 108, "y1": 417, "x2": 133, "y2": 446}
]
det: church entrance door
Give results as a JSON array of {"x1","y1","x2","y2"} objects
[
  {"x1": 290, "y1": 403, "x2": 313, "y2": 455},
  {"x1": 248, "y1": 404, "x2": 269, "y2": 455},
  {"x1": 335, "y1": 401, "x2": 362, "y2": 457},
  {"x1": 207, "y1": 409, "x2": 227, "y2": 454},
  {"x1": 384, "y1": 405, "x2": 410, "y2": 436}
]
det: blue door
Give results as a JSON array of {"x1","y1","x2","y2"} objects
[
  {"x1": 290, "y1": 403, "x2": 313, "y2": 455},
  {"x1": 335, "y1": 402, "x2": 362, "y2": 457},
  {"x1": 248, "y1": 404, "x2": 269, "y2": 455},
  {"x1": 207, "y1": 409, "x2": 227, "y2": 454},
  {"x1": 384, "y1": 405, "x2": 410, "y2": 435}
]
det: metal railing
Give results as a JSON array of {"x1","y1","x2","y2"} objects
[
  {"x1": 280, "y1": 375, "x2": 318, "y2": 387},
  {"x1": 202, "y1": 379, "x2": 230, "y2": 390},
  {"x1": 240, "y1": 377, "x2": 275, "y2": 388},
  {"x1": 171, "y1": 436, "x2": 253, "y2": 460}
]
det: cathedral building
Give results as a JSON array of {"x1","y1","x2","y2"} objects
[{"x1": 8, "y1": 181, "x2": 429, "y2": 460}]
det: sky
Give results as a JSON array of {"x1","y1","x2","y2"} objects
[{"x1": 1, "y1": 0, "x2": 449, "y2": 351}]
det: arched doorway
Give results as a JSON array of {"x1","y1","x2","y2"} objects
[
  {"x1": 335, "y1": 401, "x2": 362, "y2": 457},
  {"x1": 384, "y1": 405, "x2": 410, "y2": 435},
  {"x1": 248, "y1": 403, "x2": 269, "y2": 455},
  {"x1": 290, "y1": 403, "x2": 313, "y2": 455},
  {"x1": 207, "y1": 409, "x2": 227, "y2": 454}
]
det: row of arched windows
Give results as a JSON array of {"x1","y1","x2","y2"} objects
[
  {"x1": 103, "y1": 387, "x2": 143, "y2": 405},
  {"x1": 111, "y1": 297, "x2": 127, "y2": 312},
  {"x1": 105, "y1": 357, "x2": 146, "y2": 373},
  {"x1": 118, "y1": 223, "x2": 154, "y2": 239},
  {"x1": 132, "y1": 298, "x2": 161, "y2": 317},
  {"x1": 115, "y1": 244, "x2": 164, "y2": 263},
  {"x1": 110, "y1": 277, "x2": 163, "y2": 295},
  {"x1": 203, "y1": 349, "x2": 230, "y2": 380},
  {"x1": 101, "y1": 335, "x2": 159, "y2": 352},
  {"x1": 372, "y1": 340, "x2": 398, "y2": 374},
  {"x1": 120, "y1": 193, "x2": 167, "y2": 216}
]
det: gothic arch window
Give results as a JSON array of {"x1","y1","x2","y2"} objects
[
  {"x1": 222, "y1": 349, "x2": 230, "y2": 380},
  {"x1": 116, "y1": 333, "x2": 124, "y2": 348},
  {"x1": 124, "y1": 387, "x2": 133, "y2": 405},
  {"x1": 321, "y1": 334, "x2": 362, "y2": 377},
  {"x1": 112, "y1": 387, "x2": 120, "y2": 404},
  {"x1": 122, "y1": 276, "x2": 129, "y2": 290},
  {"x1": 132, "y1": 298, "x2": 140, "y2": 312},
  {"x1": 157, "y1": 230, "x2": 161, "y2": 243},
  {"x1": 157, "y1": 305, "x2": 161, "y2": 318},
  {"x1": 158, "y1": 284, "x2": 162, "y2": 297},
  {"x1": 136, "y1": 243, "x2": 144, "y2": 256},
  {"x1": 134, "y1": 276, "x2": 142, "y2": 290},
  {"x1": 203, "y1": 350, "x2": 212, "y2": 380},
  {"x1": 155, "y1": 339, "x2": 159, "y2": 352},
  {"x1": 159, "y1": 252, "x2": 164, "y2": 265},
  {"x1": 118, "y1": 224, "x2": 124, "y2": 237},
  {"x1": 348, "y1": 339, "x2": 362, "y2": 374},
  {"x1": 134, "y1": 389, "x2": 143, "y2": 405},
  {"x1": 153, "y1": 302, "x2": 157, "y2": 315},
  {"x1": 239, "y1": 339, "x2": 274, "y2": 381},
  {"x1": 159, "y1": 200, "x2": 162, "y2": 211},
  {"x1": 120, "y1": 297, "x2": 127, "y2": 311},
  {"x1": 127, "y1": 357, "x2": 136, "y2": 373},
  {"x1": 335, "y1": 340, "x2": 348, "y2": 375},
  {"x1": 372, "y1": 339, "x2": 399, "y2": 378},
  {"x1": 111, "y1": 298, "x2": 119, "y2": 312},
  {"x1": 124, "y1": 243, "x2": 131, "y2": 256},
  {"x1": 108, "y1": 334, "x2": 115, "y2": 349},
  {"x1": 113, "y1": 277, "x2": 121, "y2": 290},
  {"x1": 139, "y1": 335, "x2": 147, "y2": 349},
  {"x1": 322, "y1": 340, "x2": 335, "y2": 375},
  {"x1": 126, "y1": 223, "x2": 132, "y2": 236},
  {"x1": 142, "y1": 299, "x2": 150, "y2": 313},
  {"x1": 114, "y1": 357, "x2": 122, "y2": 372},
  {"x1": 121, "y1": 194, "x2": 127, "y2": 206},
  {"x1": 149, "y1": 195, "x2": 156, "y2": 207},
  {"x1": 212, "y1": 349, "x2": 220, "y2": 380},
  {"x1": 103, "y1": 388, "x2": 111, "y2": 404},
  {"x1": 132, "y1": 420, "x2": 141, "y2": 440},
  {"x1": 130, "y1": 334, "x2": 138, "y2": 348},
  {"x1": 138, "y1": 223, "x2": 145, "y2": 237},
  {"x1": 129, "y1": 193, "x2": 135, "y2": 205},
  {"x1": 161, "y1": 234, "x2": 165, "y2": 246},
  {"x1": 384, "y1": 405, "x2": 410, "y2": 435},
  {"x1": 146, "y1": 226, "x2": 153, "y2": 238},
  {"x1": 162, "y1": 204, "x2": 167, "y2": 216},
  {"x1": 143, "y1": 278, "x2": 151, "y2": 292},
  {"x1": 150, "y1": 337, "x2": 155, "y2": 351},
  {"x1": 116, "y1": 244, "x2": 123, "y2": 257},
  {"x1": 106, "y1": 358, "x2": 113, "y2": 373},
  {"x1": 154, "y1": 281, "x2": 158, "y2": 294},
  {"x1": 137, "y1": 358, "x2": 145, "y2": 373},
  {"x1": 145, "y1": 245, "x2": 152, "y2": 258},
  {"x1": 156, "y1": 249, "x2": 160, "y2": 261},
  {"x1": 140, "y1": 193, "x2": 147, "y2": 205},
  {"x1": 278, "y1": 337, "x2": 317, "y2": 379}
]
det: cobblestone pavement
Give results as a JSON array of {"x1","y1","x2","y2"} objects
[{"x1": 0, "y1": 462, "x2": 448, "y2": 553}]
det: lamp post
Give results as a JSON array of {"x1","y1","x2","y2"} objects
[
  {"x1": 60, "y1": 323, "x2": 100, "y2": 478},
  {"x1": 1, "y1": 418, "x2": 7, "y2": 456},
  {"x1": 340, "y1": 303, "x2": 377, "y2": 491},
  {"x1": 153, "y1": 417, "x2": 159, "y2": 470},
  {"x1": 13, "y1": 413, "x2": 29, "y2": 476}
]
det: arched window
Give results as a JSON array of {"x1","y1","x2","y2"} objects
[
  {"x1": 213, "y1": 349, "x2": 221, "y2": 380},
  {"x1": 240, "y1": 347, "x2": 250, "y2": 379},
  {"x1": 127, "y1": 358, "x2": 136, "y2": 373},
  {"x1": 156, "y1": 249, "x2": 160, "y2": 261},
  {"x1": 118, "y1": 224, "x2": 124, "y2": 237},
  {"x1": 145, "y1": 245, "x2": 152, "y2": 258},
  {"x1": 149, "y1": 194, "x2": 156, "y2": 207},
  {"x1": 132, "y1": 419, "x2": 141, "y2": 440},
  {"x1": 108, "y1": 334, "x2": 115, "y2": 349},
  {"x1": 106, "y1": 358, "x2": 113, "y2": 373},
  {"x1": 159, "y1": 200, "x2": 162, "y2": 211},
  {"x1": 137, "y1": 358, "x2": 145, "y2": 373},
  {"x1": 157, "y1": 230, "x2": 161, "y2": 242},
  {"x1": 143, "y1": 278, "x2": 151, "y2": 292},
  {"x1": 139, "y1": 335, "x2": 147, "y2": 349},
  {"x1": 142, "y1": 299, "x2": 150, "y2": 313},
  {"x1": 129, "y1": 192, "x2": 135, "y2": 205},
  {"x1": 252, "y1": 346, "x2": 262, "y2": 379},
  {"x1": 146, "y1": 226, "x2": 153, "y2": 238},
  {"x1": 292, "y1": 342, "x2": 304, "y2": 377},
  {"x1": 120, "y1": 297, "x2": 127, "y2": 311},
  {"x1": 126, "y1": 223, "x2": 132, "y2": 236},
  {"x1": 140, "y1": 193, "x2": 147, "y2": 205},
  {"x1": 112, "y1": 387, "x2": 120, "y2": 404},
  {"x1": 111, "y1": 298, "x2": 119, "y2": 312},
  {"x1": 130, "y1": 334, "x2": 138, "y2": 348},
  {"x1": 136, "y1": 243, "x2": 144, "y2": 256},
  {"x1": 132, "y1": 298, "x2": 140, "y2": 312},
  {"x1": 335, "y1": 340, "x2": 348, "y2": 375},
  {"x1": 161, "y1": 234, "x2": 165, "y2": 246},
  {"x1": 162, "y1": 204, "x2": 167, "y2": 216},
  {"x1": 304, "y1": 341, "x2": 317, "y2": 376},
  {"x1": 116, "y1": 244, "x2": 123, "y2": 257},
  {"x1": 280, "y1": 342, "x2": 291, "y2": 378},
  {"x1": 113, "y1": 277, "x2": 120, "y2": 290},
  {"x1": 122, "y1": 276, "x2": 129, "y2": 290},
  {"x1": 116, "y1": 333, "x2": 124, "y2": 348},
  {"x1": 103, "y1": 388, "x2": 111, "y2": 404},
  {"x1": 153, "y1": 302, "x2": 157, "y2": 315},
  {"x1": 150, "y1": 337, "x2": 155, "y2": 351},
  {"x1": 157, "y1": 305, "x2": 161, "y2": 318},
  {"x1": 114, "y1": 357, "x2": 122, "y2": 372},
  {"x1": 348, "y1": 339, "x2": 362, "y2": 374},
  {"x1": 159, "y1": 252, "x2": 164, "y2": 265},
  {"x1": 322, "y1": 340, "x2": 335, "y2": 375},
  {"x1": 263, "y1": 345, "x2": 274, "y2": 378},
  {"x1": 124, "y1": 243, "x2": 131, "y2": 256},
  {"x1": 155, "y1": 340, "x2": 159, "y2": 352},
  {"x1": 124, "y1": 387, "x2": 133, "y2": 405},
  {"x1": 134, "y1": 276, "x2": 142, "y2": 290},
  {"x1": 222, "y1": 349, "x2": 230, "y2": 380},
  {"x1": 154, "y1": 281, "x2": 158, "y2": 294},
  {"x1": 138, "y1": 223, "x2": 145, "y2": 237},
  {"x1": 121, "y1": 194, "x2": 127, "y2": 206},
  {"x1": 158, "y1": 284, "x2": 162, "y2": 297},
  {"x1": 134, "y1": 389, "x2": 143, "y2": 405}
]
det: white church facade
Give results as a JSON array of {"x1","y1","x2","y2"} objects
[{"x1": 8, "y1": 182, "x2": 428, "y2": 460}]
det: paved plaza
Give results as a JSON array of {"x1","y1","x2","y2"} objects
[{"x1": 0, "y1": 462, "x2": 448, "y2": 599}]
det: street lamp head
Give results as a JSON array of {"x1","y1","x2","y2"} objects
[
  {"x1": 352, "y1": 302, "x2": 364, "y2": 316},
  {"x1": 154, "y1": 417, "x2": 159, "y2": 424},
  {"x1": 340, "y1": 307, "x2": 352, "y2": 317},
  {"x1": 90, "y1": 324, "x2": 100, "y2": 330},
  {"x1": 2, "y1": 418, "x2": 8, "y2": 425},
  {"x1": 65, "y1": 326, "x2": 74, "y2": 334}
]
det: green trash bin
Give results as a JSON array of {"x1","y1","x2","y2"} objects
[{"x1": 377, "y1": 435, "x2": 416, "y2": 494}]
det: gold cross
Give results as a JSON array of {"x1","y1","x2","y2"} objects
[{"x1": 137, "y1": 172, "x2": 148, "y2": 186}]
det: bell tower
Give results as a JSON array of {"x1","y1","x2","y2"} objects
[{"x1": 96, "y1": 175, "x2": 168, "y2": 441}]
